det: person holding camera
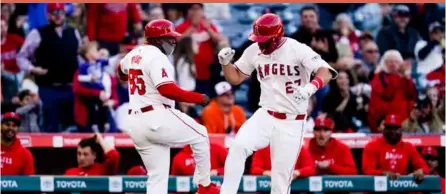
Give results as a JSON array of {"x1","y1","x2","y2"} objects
[{"x1": 64, "y1": 133, "x2": 120, "y2": 176}]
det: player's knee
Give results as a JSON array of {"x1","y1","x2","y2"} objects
[{"x1": 229, "y1": 141, "x2": 253, "y2": 158}]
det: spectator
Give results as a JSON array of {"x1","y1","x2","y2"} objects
[
  {"x1": 426, "y1": 65, "x2": 445, "y2": 97},
  {"x1": 174, "y1": 36, "x2": 196, "y2": 91},
  {"x1": 162, "y1": 4, "x2": 184, "y2": 26},
  {"x1": 414, "y1": 22, "x2": 445, "y2": 75},
  {"x1": 201, "y1": 81, "x2": 246, "y2": 134},
  {"x1": 65, "y1": 133, "x2": 120, "y2": 175},
  {"x1": 175, "y1": 3, "x2": 223, "y2": 95},
  {"x1": 357, "y1": 32, "x2": 374, "y2": 51},
  {"x1": 0, "y1": 112, "x2": 35, "y2": 175},
  {"x1": 171, "y1": 143, "x2": 227, "y2": 176},
  {"x1": 15, "y1": 88, "x2": 42, "y2": 132},
  {"x1": 420, "y1": 146, "x2": 446, "y2": 194},
  {"x1": 250, "y1": 146, "x2": 316, "y2": 178},
  {"x1": 1, "y1": 18, "x2": 24, "y2": 103},
  {"x1": 358, "y1": 40, "x2": 380, "y2": 81},
  {"x1": 86, "y1": 3, "x2": 142, "y2": 56},
  {"x1": 7, "y1": 9, "x2": 28, "y2": 38},
  {"x1": 376, "y1": 4, "x2": 420, "y2": 60},
  {"x1": 332, "y1": 13, "x2": 361, "y2": 54},
  {"x1": 308, "y1": 116, "x2": 357, "y2": 175},
  {"x1": 368, "y1": 50, "x2": 417, "y2": 133},
  {"x1": 322, "y1": 70, "x2": 358, "y2": 132},
  {"x1": 290, "y1": 6, "x2": 321, "y2": 46},
  {"x1": 72, "y1": 68, "x2": 119, "y2": 132},
  {"x1": 127, "y1": 165, "x2": 147, "y2": 175},
  {"x1": 78, "y1": 42, "x2": 111, "y2": 99},
  {"x1": 426, "y1": 86, "x2": 444, "y2": 120},
  {"x1": 147, "y1": 6, "x2": 165, "y2": 23},
  {"x1": 1, "y1": 4, "x2": 13, "y2": 22},
  {"x1": 311, "y1": 29, "x2": 339, "y2": 65},
  {"x1": 66, "y1": 3, "x2": 86, "y2": 36},
  {"x1": 420, "y1": 147, "x2": 440, "y2": 175},
  {"x1": 362, "y1": 114, "x2": 429, "y2": 181},
  {"x1": 17, "y1": 3, "x2": 81, "y2": 132},
  {"x1": 402, "y1": 94, "x2": 444, "y2": 134},
  {"x1": 406, "y1": 3, "x2": 442, "y2": 40}
]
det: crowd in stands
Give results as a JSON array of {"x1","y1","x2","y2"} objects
[{"x1": 1, "y1": 3, "x2": 445, "y2": 135}]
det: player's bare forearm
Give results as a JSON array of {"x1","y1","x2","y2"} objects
[
  {"x1": 222, "y1": 64, "x2": 246, "y2": 85},
  {"x1": 314, "y1": 67, "x2": 333, "y2": 87}
]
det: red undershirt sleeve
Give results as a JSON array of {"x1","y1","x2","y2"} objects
[{"x1": 157, "y1": 83, "x2": 204, "y2": 104}]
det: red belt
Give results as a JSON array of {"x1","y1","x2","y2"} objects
[
  {"x1": 128, "y1": 104, "x2": 171, "y2": 114},
  {"x1": 267, "y1": 110, "x2": 306, "y2": 120}
]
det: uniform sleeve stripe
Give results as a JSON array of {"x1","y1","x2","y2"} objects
[
  {"x1": 233, "y1": 64, "x2": 250, "y2": 77},
  {"x1": 155, "y1": 81, "x2": 175, "y2": 88}
]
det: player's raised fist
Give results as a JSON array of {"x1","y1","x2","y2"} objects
[
  {"x1": 200, "y1": 94, "x2": 210, "y2": 106},
  {"x1": 218, "y1": 47, "x2": 235, "y2": 66}
]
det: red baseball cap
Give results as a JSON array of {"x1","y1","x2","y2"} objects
[
  {"x1": 383, "y1": 114, "x2": 403, "y2": 127},
  {"x1": 421, "y1": 146, "x2": 438, "y2": 157},
  {"x1": 47, "y1": 3, "x2": 65, "y2": 13},
  {"x1": 314, "y1": 116, "x2": 334, "y2": 130},
  {"x1": 127, "y1": 165, "x2": 147, "y2": 176},
  {"x1": 1, "y1": 112, "x2": 21, "y2": 124}
]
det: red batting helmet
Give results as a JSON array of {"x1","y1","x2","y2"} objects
[
  {"x1": 249, "y1": 13, "x2": 284, "y2": 43},
  {"x1": 144, "y1": 19, "x2": 181, "y2": 39}
]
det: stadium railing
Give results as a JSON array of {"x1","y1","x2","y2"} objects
[{"x1": 1, "y1": 175, "x2": 441, "y2": 193}]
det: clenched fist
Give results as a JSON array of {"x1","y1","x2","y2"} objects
[
  {"x1": 218, "y1": 47, "x2": 235, "y2": 66},
  {"x1": 200, "y1": 94, "x2": 210, "y2": 106}
]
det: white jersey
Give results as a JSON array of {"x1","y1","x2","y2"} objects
[
  {"x1": 234, "y1": 37, "x2": 335, "y2": 114},
  {"x1": 120, "y1": 45, "x2": 176, "y2": 110}
]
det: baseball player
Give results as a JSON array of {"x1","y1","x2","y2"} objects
[
  {"x1": 117, "y1": 19, "x2": 219, "y2": 194},
  {"x1": 217, "y1": 13, "x2": 337, "y2": 194}
]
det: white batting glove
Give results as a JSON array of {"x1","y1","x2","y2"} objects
[
  {"x1": 218, "y1": 47, "x2": 235, "y2": 66},
  {"x1": 292, "y1": 84, "x2": 318, "y2": 104}
]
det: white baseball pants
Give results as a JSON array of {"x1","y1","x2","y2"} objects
[
  {"x1": 220, "y1": 108, "x2": 306, "y2": 194},
  {"x1": 126, "y1": 105, "x2": 212, "y2": 194}
]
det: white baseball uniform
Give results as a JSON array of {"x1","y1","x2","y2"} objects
[
  {"x1": 120, "y1": 45, "x2": 212, "y2": 194},
  {"x1": 220, "y1": 37, "x2": 336, "y2": 194}
]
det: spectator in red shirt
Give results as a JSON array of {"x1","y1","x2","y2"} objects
[
  {"x1": 87, "y1": 3, "x2": 142, "y2": 55},
  {"x1": 0, "y1": 112, "x2": 35, "y2": 175},
  {"x1": 362, "y1": 114, "x2": 429, "y2": 182},
  {"x1": 65, "y1": 133, "x2": 120, "y2": 176},
  {"x1": 250, "y1": 145, "x2": 316, "y2": 179},
  {"x1": 308, "y1": 116, "x2": 357, "y2": 175},
  {"x1": 368, "y1": 50, "x2": 417, "y2": 132},
  {"x1": 175, "y1": 3, "x2": 223, "y2": 94},
  {"x1": 171, "y1": 143, "x2": 227, "y2": 176},
  {"x1": 1, "y1": 18, "x2": 24, "y2": 102}
]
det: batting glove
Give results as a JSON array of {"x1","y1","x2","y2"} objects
[
  {"x1": 292, "y1": 83, "x2": 318, "y2": 104},
  {"x1": 218, "y1": 47, "x2": 235, "y2": 66}
]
